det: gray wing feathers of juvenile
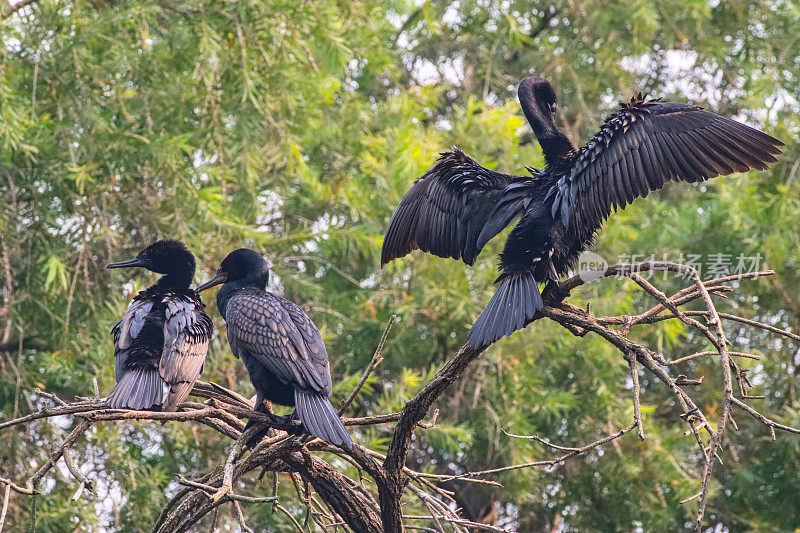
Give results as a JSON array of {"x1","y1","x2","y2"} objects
[{"x1": 159, "y1": 297, "x2": 213, "y2": 411}]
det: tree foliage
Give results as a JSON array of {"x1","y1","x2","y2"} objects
[{"x1": 1, "y1": 0, "x2": 798, "y2": 531}]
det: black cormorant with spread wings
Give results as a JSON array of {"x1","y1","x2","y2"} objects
[
  {"x1": 381, "y1": 77, "x2": 783, "y2": 347},
  {"x1": 106, "y1": 240, "x2": 212, "y2": 410},
  {"x1": 197, "y1": 249, "x2": 353, "y2": 449}
]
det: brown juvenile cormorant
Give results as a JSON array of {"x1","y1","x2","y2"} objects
[
  {"x1": 106, "y1": 240, "x2": 213, "y2": 410},
  {"x1": 196, "y1": 248, "x2": 353, "y2": 449},
  {"x1": 382, "y1": 77, "x2": 783, "y2": 347}
]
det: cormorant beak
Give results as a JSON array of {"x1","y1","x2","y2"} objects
[
  {"x1": 195, "y1": 272, "x2": 228, "y2": 293},
  {"x1": 106, "y1": 257, "x2": 147, "y2": 269}
]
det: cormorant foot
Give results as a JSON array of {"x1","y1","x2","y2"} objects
[
  {"x1": 268, "y1": 413, "x2": 289, "y2": 424},
  {"x1": 274, "y1": 412, "x2": 305, "y2": 437},
  {"x1": 244, "y1": 421, "x2": 272, "y2": 448},
  {"x1": 542, "y1": 280, "x2": 571, "y2": 303},
  {"x1": 244, "y1": 413, "x2": 297, "y2": 448},
  {"x1": 286, "y1": 421, "x2": 305, "y2": 437},
  {"x1": 282, "y1": 412, "x2": 305, "y2": 436}
]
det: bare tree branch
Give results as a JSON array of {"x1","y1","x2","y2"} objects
[
  {"x1": 445, "y1": 424, "x2": 636, "y2": 480},
  {"x1": 2, "y1": 262, "x2": 798, "y2": 532}
]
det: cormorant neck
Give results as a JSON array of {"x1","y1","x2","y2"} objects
[
  {"x1": 155, "y1": 270, "x2": 194, "y2": 290},
  {"x1": 520, "y1": 99, "x2": 574, "y2": 166},
  {"x1": 217, "y1": 272, "x2": 269, "y2": 317}
]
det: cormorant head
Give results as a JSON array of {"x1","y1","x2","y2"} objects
[
  {"x1": 518, "y1": 76, "x2": 573, "y2": 165},
  {"x1": 518, "y1": 77, "x2": 558, "y2": 117},
  {"x1": 107, "y1": 240, "x2": 196, "y2": 284},
  {"x1": 196, "y1": 248, "x2": 269, "y2": 293}
]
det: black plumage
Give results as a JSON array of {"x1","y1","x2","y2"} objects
[
  {"x1": 197, "y1": 249, "x2": 353, "y2": 449},
  {"x1": 106, "y1": 240, "x2": 213, "y2": 411},
  {"x1": 382, "y1": 77, "x2": 783, "y2": 348}
]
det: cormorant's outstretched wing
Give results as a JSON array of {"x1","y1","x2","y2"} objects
[
  {"x1": 551, "y1": 97, "x2": 783, "y2": 228},
  {"x1": 382, "y1": 148, "x2": 523, "y2": 266},
  {"x1": 159, "y1": 295, "x2": 213, "y2": 411},
  {"x1": 225, "y1": 289, "x2": 333, "y2": 395},
  {"x1": 112, "y1": 298, "x2": 154, "y2": 381}
]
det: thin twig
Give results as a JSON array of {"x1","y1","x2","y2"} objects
[
  {"x1": 177, "y1": 476, "x2": 279, "y2": 503},
  {"x1": 687, "y1": 265, "x2": 734, "y2": 533},
  {"x1": 628, "y1": 356, "x2": 645, "y2": 440},
  {"x1": 730, "y1": 396, "x2": 800, "y2": 436},
  {"x1": 0, "y1": 483, "x2": 11, "y2": 533},
  {"x1": 232, "y1": 499, "x2": 255, "y2": 533},
  {"x1": 443, "y1": 424, "x2": 636, "y2": 481},
  {"x1": 402, "y1": 515, "x2": 511, "y2": 532},
  {"x1": 666, "y1": 351, "x2": 762, "y2": 366},
  {"x1": 275, "y1": 502, "x2": 306, "y2": 532},
  {"x1": 339, "y1": 315, "x2": 396, "y2": 415},
  {"x1": 29, "y1": 419, "x2": 92, "y2": 488},
  {"x1": 0, "y1": 478, "x2": 37, "y2": 496}
]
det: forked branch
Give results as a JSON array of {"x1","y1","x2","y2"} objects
[{"x1": 1, "y1": 262, "x2": 797, "y2": 533}]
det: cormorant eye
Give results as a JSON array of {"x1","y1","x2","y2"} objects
[{"x1": 550, "y1": 102, "x2": 558, "y2": 113}]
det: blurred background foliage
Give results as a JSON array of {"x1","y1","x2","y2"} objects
[{"x1": 1, "y1": 0, "x2": 798, "y2": 531}]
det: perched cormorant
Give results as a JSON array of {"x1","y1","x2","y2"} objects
[
  {"x1": 106, "y1": 240, "x2": 213, "y2": 410},
  {"x1": 382, "y1": 77, "x2": 783, "y2": 347},
  {"x1": 196, "y1": 249, "x2": 353, "y2": 449}
]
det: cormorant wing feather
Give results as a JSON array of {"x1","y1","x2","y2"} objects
[
  {"x1": 381, "y1": 148, "x2": 524, "y2": 266},
  {"x1": 112, "y1": 298, "x2": 153, "y2": 382},
  {"x1": 158, "y1": 294, "x2": 213, "y2": 410},
  {"x1": 552, "y1": 97, "x2": 783, "y2": 228},
  {"x1": 224, "y1": 289, "x2": 333, "y2": 396}
]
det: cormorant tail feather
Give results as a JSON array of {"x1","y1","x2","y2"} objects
[
  {"x1": 107, "y1": 366, "x2": 166, "y2": 410},
  {"x1": 295, "y1": 389, "x2": 353, "y2": 449},
  {"x1": 468, "y1": 269, "x2": 542, "y2": 348}
]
